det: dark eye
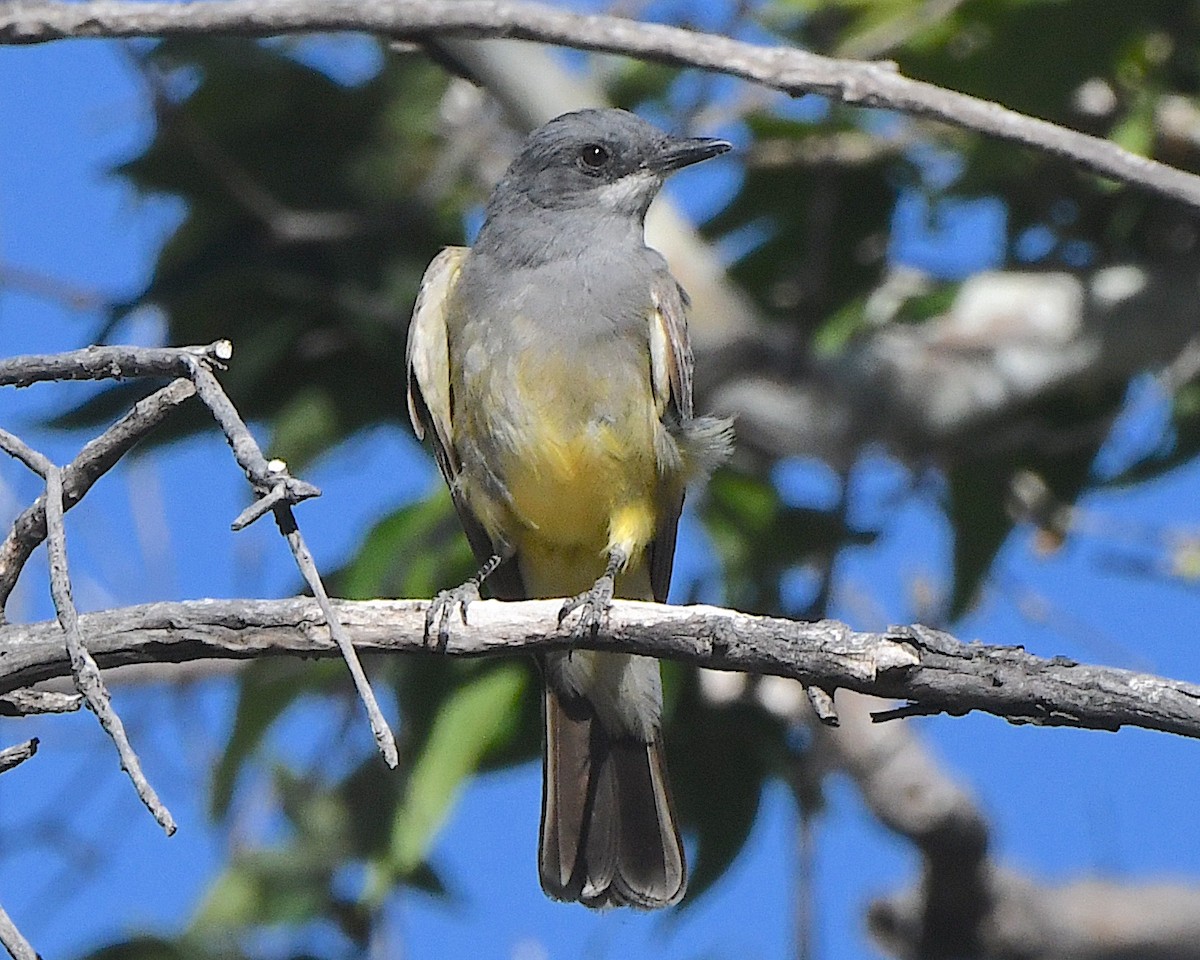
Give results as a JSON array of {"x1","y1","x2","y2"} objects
[{"x1": 578, "y1": 143, "x2": 610, "y2": 170}]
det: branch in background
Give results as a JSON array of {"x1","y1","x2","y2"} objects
[
  {"x1": 716, "y1": 263, "x2": 1200, "y2": 465},
  {"x1": 4, "y1": 1, "x2": 1200, "y2": 212},
  {"x1": 0, "y1": 261, "x2": 109, "y2": 313},
  {"x1": 4, "y1": 597, "x2": 1200, "y2": 742},
  {"x1": 816, "y1": 692, "x2": 1200, "y2": 960}
]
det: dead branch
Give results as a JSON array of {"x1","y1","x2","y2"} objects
[
  {"x1": 0, "y1": 739, "x2": 38, "y2": 776},
  {"x1": 0, "y1": 342, "x2": 397, "y2": 768},
  {"x1": 44, "y1": 464, "x2": 177, "y2": 834},
  {"x1": 3, "y1": 597, "x2": 1200, "y2": 741},
  {"x1": 0, "y1": 902, "x2": 37, "y2": 960},
  {"x1": 0, "y1": 377, "x2": 197, "y2": 617},
  {"x1": 4, "y1": 0, "x2": 1200, "y2": 211}
]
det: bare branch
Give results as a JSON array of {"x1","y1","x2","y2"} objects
[
  {"x1": 177, "y1": 361, "x2": 397, "y2": 768},
  {"x1": 0, "y1": 429, "x2": 53, "y2": 477},
  {"x1": 3, "y1": 597, "x2": 1200, "y2": 741},
  {"x1": 0, "y1": 902, "x2": 38, "y2": 960},
  {"x1": 3, "y1": 0, "x2": 1200, "y2": 210},
  {"x1": 0, "y1": 341, "x2": 392, "y2": 764},
  {"x1": 0, "y1": 689, "x2": 82, "y2": 716},
  {"x1": 819, "y1": 693, "x2": 1200, "y2": 960},
  {"x1": 0, "y1": 378, "x2": 197, "y2": 617},
  {"x1": 0, "y1": 340, "x2": 230, "y2": 387},
  {"x1": 0, "y1": 738, "x2": 38, "y2": 776},
  {"x1": 43, "y1": 464, "x2": 177, "y2": 835}
]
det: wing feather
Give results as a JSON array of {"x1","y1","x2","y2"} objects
[
  {"x1": 647, "y1": 272, "x2": 697, "y2": 604},
  {"x1": 406, "y1": 246, "x2": 466, "y2": 470},
  {"x1": 649, "y1": 275, "x2": 695, "y2": 423},
  {"x1": 406, "y1": 246, "x2": 525, "y2": 598}
]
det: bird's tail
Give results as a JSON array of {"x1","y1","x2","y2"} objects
[{"x1": 538, "y1": 681, "x2": 686, "y2": 908}]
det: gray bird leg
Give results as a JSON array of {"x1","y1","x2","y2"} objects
[
  {"x1": 558, "y1": 547, "x2": 628, "y2": 638},
  {"x1": 426, "y1": 549, "x2": 509, "y2": 650}
]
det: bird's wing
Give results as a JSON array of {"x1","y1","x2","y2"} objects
[
  {"x1": 649, "y1": 272, "x2": 696, "y2": 423},
  {"x1": 406, "y1": 246, "x2": 465, "y2": 472},
  {"x1": 646, "y1": 271, "x2": 696, "y2": 604},
  {"x1": 407, "y1": 247, "x2": 525, "y2": 597}
]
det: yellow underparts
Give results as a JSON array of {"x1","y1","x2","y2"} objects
[{"x1": 508, "y1": 416, "x2": 661, "y2": 597}]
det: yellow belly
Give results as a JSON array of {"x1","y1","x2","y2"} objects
[
  {"x1": 505, "y1": 412, "x2": 660, "y2": 598},
  {"x1": 454, "y1": 341, "x2": 671, "y2": 598}
]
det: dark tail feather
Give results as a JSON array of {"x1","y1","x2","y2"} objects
[{"x1": 539, "y1": 685, "x2": 686, "y2": 909}]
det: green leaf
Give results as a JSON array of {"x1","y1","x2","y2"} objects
[
  {"x1": 331, "y1": 489, "x2": 476, "y2": 602},
  {"x1": 385, "y1": 663, "x2": 527, "y2": 878},
  {"x1": 192, "y1": 849, "x2": 331, "y2": 930},
  {"x1": 210, "y1": 659, "x2": 346, "y2": 817},
  {"x1": 82, "y1": 937, "x2": 223, "y2": 960}
]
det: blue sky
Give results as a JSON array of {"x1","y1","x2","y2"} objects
[{"x1": 4, "y1": 30, "x2": 1200, "y2": 960}]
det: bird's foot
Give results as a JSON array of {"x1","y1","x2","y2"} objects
[
  {"x1": 558, "y1": 573, "x2": 615, "y2": 639},
  {"x1": 425, "y1": 579, "x2": 481, "y2": 651}
]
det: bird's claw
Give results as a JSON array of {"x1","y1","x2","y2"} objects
[
  {"x1": 558, "y1": 574, "x2": 615, "y2": 638},
  {"x1": 425, "y1": 580, "x2": 480, "y2": 651}
]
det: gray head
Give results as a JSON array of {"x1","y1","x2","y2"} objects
[{"x1": 479, "y1": 109, "x2": 731, "y2": 233}]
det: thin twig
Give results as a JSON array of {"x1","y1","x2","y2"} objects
[
  {"x1": 0, "y1": 429, "x2": 53, "y2": 477},
  {"x1": 0, "y1": 738, "x2": 38, "y2": 775},
  {"x1": 4, "y1": 0, "x2": 1200, "y2": 210},
  {"x1": 179, "y1": 358, "x2": 396, "y2": 767},
  {"x1": 43, "y1": 464, "x2": 177, "y2": 835},
  {"x1": 0, "y1": 340, "x2": 230, "y2": 387},
  {"x1": 277, "y1": 507, "x2": 399, "y2": 767},
  {"x1": 0, "y1": 902, "x2": 38, "y2": 960},
  {"x1": 0, "y1": 690, "x2": 82, "y2": 716},
  {"x1": 0, "y1": 378, "x2": 197, "y2": 617}
]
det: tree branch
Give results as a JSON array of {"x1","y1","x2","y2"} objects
[
  {"x1": 1, "y1": 342, "x2": 397, "y2": 767},
  {"x1": 0, "y1": 377, "x2": 197, "y2": 617},
  {"x1": 3, "y1": 597, "x2": 1200, "y2": 741},
  {"x1": 0, "y1": 738, "x2": 38, "y2": 776},
  {"x1": 0, "y1": 901, "x2": 37, "y2": 960},
  {"x1": 3, "y1": 0, "x2": 1200, "y2": 211},
  {"x1": 44, "y1": 464, "x2": 177, "y2": 835}
]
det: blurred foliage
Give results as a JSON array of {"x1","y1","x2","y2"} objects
[{"x1": 64, "y1": 0, "x2": 1200, "y2": 954}]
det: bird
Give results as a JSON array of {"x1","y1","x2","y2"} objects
[{"x1": 406, "y1": 107, "x2": 733, "y2": 908}]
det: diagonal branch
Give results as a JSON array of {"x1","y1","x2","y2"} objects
[
  {"x1": 0, "y1": 377, "x2": 197, "y2": 617},
  {"x1": 3, "y1": 597, "x2": 1200, "y2": 741},
  {"x1": 43, "y1": 464, "x2": 177, "y2": 835},
  {"x1": 0, "y1": 738, "x2": 38, "y2": 776},
  {"x1": 3, "y1": 0, "x2": 1200, "y2": 210},
  {"x1": 0, "y1": 902, "x2": 37, "y2": 960},
  {"x1": 1, "y1": 341, "x2": 396, "y2": 767}
]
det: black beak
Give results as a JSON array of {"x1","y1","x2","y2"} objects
[{"x1": 647, "y1": 135, "x2": 733, "y2": 173}]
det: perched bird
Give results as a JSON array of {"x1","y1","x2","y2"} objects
[{"x1": 406, "y1": 108, "x2": 732, "y2": 908}]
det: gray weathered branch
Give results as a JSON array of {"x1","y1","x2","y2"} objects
[
  {"x1": 0, "y1": 377, "x2": 197, "y2": 616},
  {"x1": 0, "y1": 902, "x2": 37, "y2": 960},
  {"x1": 5, "y1": 0, "x2": 1200, "y2": 211},
  {"x1": 3, "y1": 597, "x2": 1200, "y2": 741},
  {"x1": 0, "y1": 738, "x2": 38, "y2": 776},
  {"x1": 1, "y1": 342, "x2": 397, "y2": 768}
]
